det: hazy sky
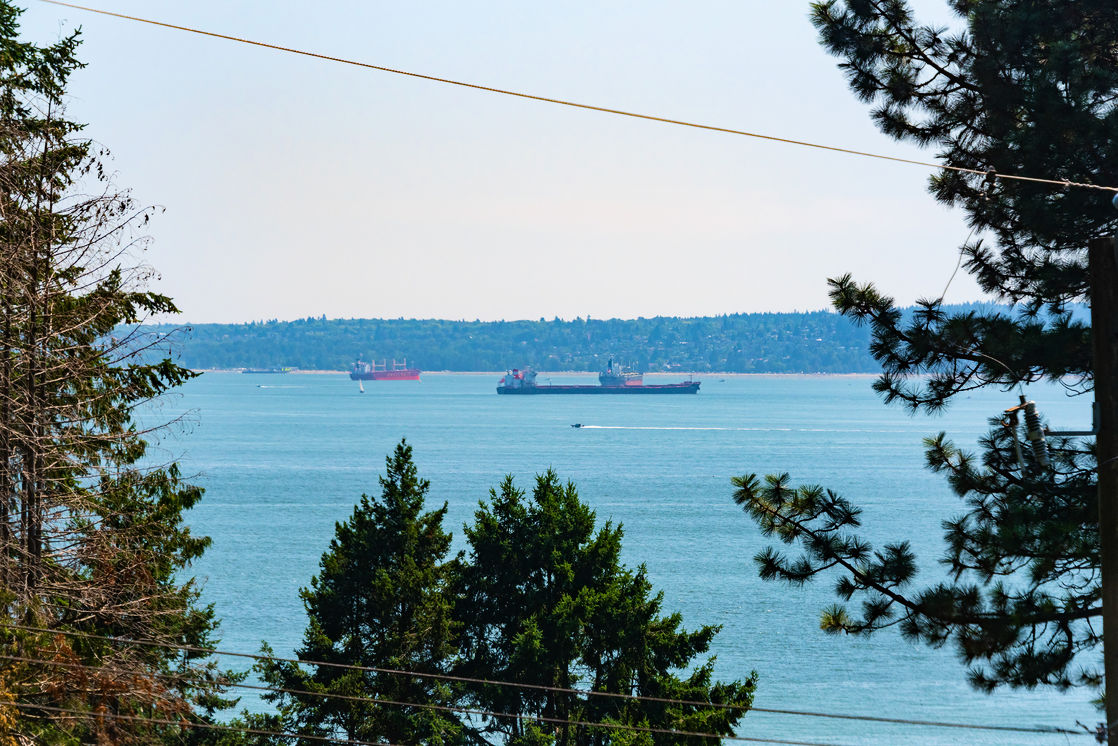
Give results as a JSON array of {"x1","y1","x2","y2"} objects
[{"x1": 21, "y1": 0, "x2": 981, "y2": 324}]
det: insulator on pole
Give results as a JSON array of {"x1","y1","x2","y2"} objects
[
  {"x1": 1004, "y1": 394, "x2": 1052, "y2": 470},
  {"x1": 1001, "y1": 395, "x2": 1024, "y2": 467},
  {"x1": 1002, "y1": 405, "x2": 1025, "y2": 469},
  {"x1": 1023, "y1": 400, "x2": 1050, "y2": 468}
]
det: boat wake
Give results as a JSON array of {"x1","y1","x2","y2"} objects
[
  {"x1": 574, "y1": 425, "x2": 913, "y2": 433},
  {"x1": 578, "y1": 425, "x2": 767, "y2": 431}
]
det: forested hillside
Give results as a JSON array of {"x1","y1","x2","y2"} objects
[{"x1": 155, "y1": 305, "x2": 1008, "y2": 373}]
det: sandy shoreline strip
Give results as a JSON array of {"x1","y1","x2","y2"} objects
[{"x1": 202, "y1": 369, "x2": 877, "y2": 378}]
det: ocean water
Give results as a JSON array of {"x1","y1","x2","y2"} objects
[{"x1": 154, "y1": 372, "x2": 1099, "y2": 745}]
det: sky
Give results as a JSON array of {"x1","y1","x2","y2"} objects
[{"x1": 20, "y1": 0, "x2": 982, "y2": 324}]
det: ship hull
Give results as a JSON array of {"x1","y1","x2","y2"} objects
[
  {"x1": 350, "y1": 369, "x2": 421, "y2": 381},
  {"x1": 497, "y1": 382, "x2": 699, "y2": 394}
]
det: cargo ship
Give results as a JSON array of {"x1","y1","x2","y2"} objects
[
  {"x1": 497, "y1": 360, "x2": 699, "y2": 395},
  {"x1": 350, "y1": 359, "x2": 421, "y2": 381}
]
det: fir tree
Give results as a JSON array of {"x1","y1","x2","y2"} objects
[
  {"x1": 258, "y1": 440, "x2": 461, "y2": 744},
  {"x1": 0, "y1": 2, "x2": 232, "y2": 741},
  {"x1": 456, "y1": 471, "x2": 755, "y2": 746},
  {"x1": 731, "y1": 0, "x2": 1117, "y2": 710},
  {"x1": 261, "y1": 456, "x2": 754, "y2": 745}
]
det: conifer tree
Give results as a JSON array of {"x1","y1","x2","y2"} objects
[
  {"x1": 263, "y1": 455, "x2": 754, "y2": 745},
  {"x1": 0, "y1": 3, "x2": 231, "y2": 741},
  {"x1": 732, "y1": 0, "x2": 1116, "y2": 706},
  {"x1": 456, "y1": 471, "x2": 755, "y2": 746},
  {"x1": 258, "y1": 440, "x2": 461, "y2": 744}
]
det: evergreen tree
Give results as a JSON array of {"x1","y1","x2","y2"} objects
[
  {"x1": 258, "y1": 440, "x2": 461, "y2": 744},
  {"x1": 261, "y1": 455, "x2": 753, "y2": 745},
  {"x1": 732, "y1": 0, "x2": 1116, "y2": 707},
  {"x1": 0, "y1": 2, "x2": 232, "y2": 741},
  {"x1": 456, "y1": 471, "x2": 754, "y2": 746}
]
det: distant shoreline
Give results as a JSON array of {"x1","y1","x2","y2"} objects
[{"x1": 201, "y1": 369, "x2": 878, "y2": 378}]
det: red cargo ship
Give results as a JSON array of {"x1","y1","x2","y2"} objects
[{"x1": 350, "y1": 359, "x2": 421, "y2": 381}]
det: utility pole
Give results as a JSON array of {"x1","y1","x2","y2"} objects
[{"x1": 1091, "y1": 234, "x2": 1118, "y2": 741}]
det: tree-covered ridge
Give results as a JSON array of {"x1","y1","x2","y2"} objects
[{"x1": 155, "y1": 304, "x2": 1018, "y2": 373}]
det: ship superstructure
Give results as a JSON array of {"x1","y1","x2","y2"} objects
[
  {"x1": 350, "y1": 359, "x2": 421, "y2": 381},
  {"x1": 497, "y1": 364, "x2": 698, "y2": 395},
  {"x1": 598, "y1": 359, "x2": 643, "y2": 387}
]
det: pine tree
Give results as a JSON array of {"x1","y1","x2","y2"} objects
[
  {"x1": 456, "y1": 471, "x2": 755, "y2": 746},
  {"x1": 732, "y1": 0, "x2": 1117, "y2": 705},
  {"x1": 258, "y1": 440, "x2": 461, "y2": 744},
  {"x1": 0, "y1": 3, "x2": 231, "y2": 741}
]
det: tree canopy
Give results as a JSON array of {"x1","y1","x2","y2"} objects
[
  {"x1": 456, "y1": 471, "x2": 755, "y2": 746},
  {"x1": 732, "y1": 0, "x2": 1116, "y2": 707},
  {"x1": 258, "y1": 445, "x2": 755, "y2": 745},
  {"x1": 154, "y1": 310, "x2": 883, "y2": 374},
  {"x1": 0, "y1": 3, "x2": 231, "y2": 741},
  {"x1": 258, "y1": 440, "x2": 461, "y2": 744}
]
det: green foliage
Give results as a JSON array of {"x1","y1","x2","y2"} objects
[
  {"x1": 258, "y1": 447, "x2": 754, "y2": 744},
  {"x1": 455, "y1": 470, "x2": 755, "y2": 745},
  {"x1": 152, "y1": 310, "x2": 886, "y2": 373},
  {"x1": 0, "y1": 2, "x2": 233, "y2": 740},
  {"x1": 732, "y1": 0, "x2": 1114, "y2": 698},
  {"x1": 257, "y1": 440, "x2": 461, "y2": 744}
]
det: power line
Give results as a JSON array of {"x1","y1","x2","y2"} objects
[
  {"x1": 34, "y1": 0, "x2": 1118, "y2": 196},
  {"x1": 6, "y1": 3, "x2": 1103, "y2": 737},
  {"x1": 2, "y1": 624, "x2": 1087, "y2": 737},
  {"x1": 7, "y1": 622, "x2": 753, "y2": 715},
  {"x1": 7, "y1": 701, "x2": 394, "y2": 746},
  {"x1": 3, "y1": 638, "x2": 814, "y2": 746},
  {"x1": 934, "y1": 226, "x2": 977, "y2": 304},
  {"x1": 2, "y1": 655, "x2": 832, "y2": 746}
]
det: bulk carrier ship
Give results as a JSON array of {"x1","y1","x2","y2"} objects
[
  {"x1": 350, "y1": 359, "x2": 421, "y2": 381},
  {"x1": 497, "y1": 360, "x2": 699, "y2": 395}
]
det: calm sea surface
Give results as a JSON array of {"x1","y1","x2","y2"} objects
[{"x1": 156, "y1": 372, "x2": 1098, "y2": 745}]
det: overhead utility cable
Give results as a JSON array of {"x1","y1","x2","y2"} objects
[
  {"x1": 2, "y1": 652, "x2": 838, "y2": 746},
  {"x1": 8, "y1": 701, "x2": 392, "y2": 746},
  {"x1": 35, "y1": 0, "x2": 1118, "y2": 196},
  {"x1": 2, "y1": 624, "x2": 1086, "y2": 737}
]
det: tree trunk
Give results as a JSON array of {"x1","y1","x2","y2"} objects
[{"x1": 1090, "y1": 235, "x2": 1118, "y2": 740}]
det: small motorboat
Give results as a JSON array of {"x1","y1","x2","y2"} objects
[{"x1": 571, "y1": 423, "x2": 582, "y2": 428}]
